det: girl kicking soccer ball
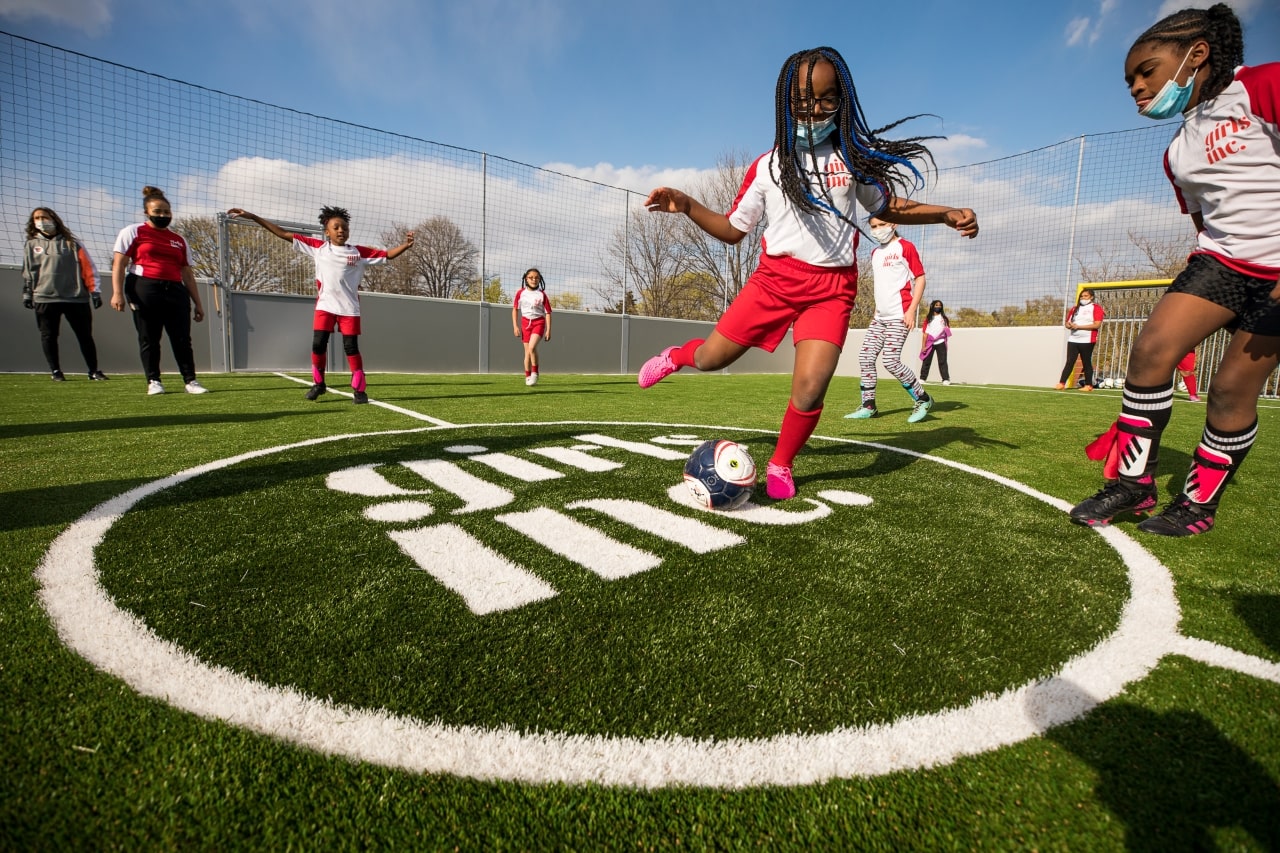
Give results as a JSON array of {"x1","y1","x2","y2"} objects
[
  {"x1": 638, "y1": 46, "x2": 977, "y2": 500},
  {"x1": 1070, "y1": 3, "x2": 1278, "y2": 536},
  {"x1": 227, "y1": 207, "x2": 414, "y2": 403},
  {"x1": 512, "y1": 267, "x2": 552, "y2": 385}
]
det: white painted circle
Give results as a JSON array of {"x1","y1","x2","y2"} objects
[
  {"x1": 35, "y1": 421, "x2": 1182, "y2": 789},
  {"x1": 815, "y1": 489, "x2": 874, "y2": 506}
]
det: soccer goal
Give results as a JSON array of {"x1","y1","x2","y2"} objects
[{"x1": 1075, "y1": 279, "x2": 1280, "y2": 398}]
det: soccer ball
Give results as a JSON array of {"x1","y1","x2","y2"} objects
[{"x1": 683, "y1": 439, "x2": 756, "y2": 510}]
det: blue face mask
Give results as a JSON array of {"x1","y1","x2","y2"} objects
[
  {"x1": 1140, "y1": 48, "x2": 1197, "y2": 120},
  {"x1": 796, "y1": 115, "x2": 836, "y2": 146}
]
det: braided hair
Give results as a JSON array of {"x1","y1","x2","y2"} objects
[
  {"x1": 771, "y1": 46, "x2": 938, "y2": 229},
  {"x1": 1131, "y1": 3, "x2": 1245, "y2": 103},
  {"x1": 522, "y1": 268, "x2": 546, "y2": 291},
  {"x1": 319, "y1": 205, "x2": 350, "y2": 228}
]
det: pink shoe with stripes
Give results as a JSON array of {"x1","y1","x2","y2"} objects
[
  {"x1": 765, "y1": 462, "x2": 796, "y2": 500},
  {"x1": 1137, "y1": 494, "x2": 1215, "y2": 536}
]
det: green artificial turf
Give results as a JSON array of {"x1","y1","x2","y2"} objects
[{"x1": 2, "y1": 371, "x2": 1278, "y2": 850}]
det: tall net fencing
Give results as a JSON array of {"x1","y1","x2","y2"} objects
[{"x1": 3, "y1": 31, "x2": 1194, "y2": 322}]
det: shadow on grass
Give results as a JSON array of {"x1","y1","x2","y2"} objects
[
  {"x1": 0, "y1": 410, "x2": 324, "y2": 442},
  {"x1": 1047, "y1": 697, "x2": 1280, "y2": 850},
  {"x1": 1234, "y1": 593, "x2": 1280, "y2": 658},
  {"x1": 803, "y1": 425, "x2": 1019, "y2": 484}
]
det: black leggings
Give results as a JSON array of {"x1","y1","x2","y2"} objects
[
  {"x1": 35, "y1": 301, "x2": 97, "y2": 373},
  {"x1": 1060, "y1": 341, "x2": 1096, "y2": 386},
  {"x1": 128, "y1": 276, "x2": 196, "y2": 383},
  {"x1": 920, "y1": 341, "x2": 949, "y2": 382}
]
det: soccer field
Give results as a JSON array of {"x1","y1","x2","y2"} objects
[{"x1": 3, "y1": 372, "x2": 1278, "y2": 849}]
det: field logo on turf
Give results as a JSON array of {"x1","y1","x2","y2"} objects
[{"x1": 325, "y1": 431, "x2": 872, "y2": 615}]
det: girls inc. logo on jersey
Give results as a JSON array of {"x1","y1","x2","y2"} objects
[
  {"x1": 1204, "y1": 115, "x2": 1251, "y2": 164},
  {"x1": 824, "y1": 160, "x2": 850, "y2": 188}
]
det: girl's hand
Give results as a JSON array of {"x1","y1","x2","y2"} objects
[
  {"x1": 226, "y1": 208, "x2": 249, "y2": 219},
  {"x1": 193, "y1": 305, "x2": 205, "y2": 323},
  {"x1": 514, "y1": 328, "x2": 521, "y2": 338},
  {"x1": 644, "y1": 187, "x2": 691, "y2": 215},
  {"x1": 943, "y1": 208, "x2": 979, "y2": 238}
]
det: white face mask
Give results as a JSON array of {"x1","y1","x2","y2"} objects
[
  {"x1": 870, "y1": 225, "x2": 895, "y2": 244},
  {"x1": 1079, "y1": 297, "x2": 1093, "y2": 305},
  {"x1": 35, "y1": 218, "x2": 56, "y2": 235}
]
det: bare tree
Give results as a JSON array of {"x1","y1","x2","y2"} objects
[
  {"x1": 600, "y1": 205, "x2": 692, "y2": 317},
  {"x1": 365, "y1": 216, "x2": 477, "y2": 299},
  {"x1": 175, "y1": 216, "x2": 312, "y2": 294},
  {"x1": 1076, "y1": 231, "x2": 1196, "y2": 283},
  {"x1": 363, "y1": 223, "x2": 421, "y2": 296},
  {"x1": 678, "y1": 150, "x2": 765, "y2": 315}
]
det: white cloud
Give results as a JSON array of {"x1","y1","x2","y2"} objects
[
  {"x1": 1154, "y1": 0, "x2": 1263, "y2": 22},
  {"x1": 1065, "y1": 16, "x2": 1091, "y2": 47},
  {"x1": 0, "y1": 0, "x2": 111, "y2": 34}
]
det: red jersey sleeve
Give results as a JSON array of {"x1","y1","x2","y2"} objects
[{"x1": 900, "y1": 240, "x2": 925, "y2": 277}]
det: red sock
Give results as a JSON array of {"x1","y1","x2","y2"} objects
[
  {"x1": 311, "y1": 353, "x2": 326, "y2": 384},
  {"x1": 1184, "y1": 373, "x2": 1198, "y2": 397},
  {"x1": 771, "y1": 402, "x2": 822, "y2": 468},
  {"x1": 347, "y1": 354, "x2": 365, "y2": 391},
  {"x1": 671, "y1": 339, "x2": 705, "y2": 369},
  {"x1": 525, "y1": 369, "x2": 531, "y2": 377}
]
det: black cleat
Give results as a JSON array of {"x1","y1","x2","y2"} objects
[
  {"x1": 51, "y1": 370, "x2": 66, "y2": 382},
  {"x1": 353, "y1": 390, "x2": 369, "y2": 404},
  {"x1": 88, "y1": 370, "x2": 109, "y2": 381},
  {"x1": 305, "y1": 382, "x2": 327, "y2": 401},
  {"x1": 1069, "y1": 479, "x2": 1158, "y2": 527},
  {"x1": 1136, "y1": 494, "x2": 1216, "y2": 537}
]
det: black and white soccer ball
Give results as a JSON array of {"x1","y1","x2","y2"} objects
[{"x1": 683, "y1": 439, "x2": 756, "y2": 510}]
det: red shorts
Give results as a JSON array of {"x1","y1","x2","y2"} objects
[
  {"x1": 716, "y1": 254, "x2": 858, "y2": 352},
  {"x1": 521, "y1": 316, "x2": 547, "y2": 343},
  {"x1": 314, "y1": 310, "x2": 361, "y2": 336},
  {"x1": 1177, "y1": 350, "x2": 1196, "y2": 373}
]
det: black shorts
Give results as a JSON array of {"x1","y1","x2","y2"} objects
[{"x1": 1167, "y1": 254, "x2": 1280, "y2": 336}]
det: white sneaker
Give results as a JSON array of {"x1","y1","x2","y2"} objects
[
  {"x1": 524, "y1": 375, "x2": 534, "y2": 386},
  {"x1": 942, "y1": 380, "x2": 952, "y2": 386},
  {"x1": 529, "y1": 372, "x2": 539, "y2": 385},
  {"x1": 147, "y1": 380, "x2": 165, "y2": 395},
  {"x1": 185, "y1": 380, "x2": 209, "y2": 395}
]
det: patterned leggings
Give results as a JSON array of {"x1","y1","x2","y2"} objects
[{"x1": 859, "y1": 318, "x2": 923, "y2": 405}]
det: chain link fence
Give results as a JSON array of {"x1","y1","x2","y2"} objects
[{"x1": 0, "y1": 29, "x2": 1217, "y2": 326}]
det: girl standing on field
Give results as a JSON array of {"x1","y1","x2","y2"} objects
[
  {"x1": 638, "y1": 46, "x2": 977, "y2": 500},
  {"x1": 512, "y1": 267, "x2": 552, "y2": 385},
  {"x1": 1056, "y1": 289, "x2": 1104, "y2": 391},
  {"x1": 1070, "y1": 4, "x2": 1279, "y2": 536},
  {"x1": 227, "y1": 206, "x2": 414, "y2": 404}
]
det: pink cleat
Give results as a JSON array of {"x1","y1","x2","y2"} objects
[
  {"x1": 765, "y1": 462, "x2": 797, "y2": 500},
  {"x1": 1188, "y1": 394, "x2": 1201, "y2": 402},
  {"x1": 638, "y1": 346, "x2": 680, "y2": 388}
]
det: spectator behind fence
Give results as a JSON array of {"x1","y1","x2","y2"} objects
[
  {"x1": 1070, "y1": 3, "x2": 1279, "y2": 537},
  {"x1": 111, "y1": 186, "x2": 208, "y2": 395},
  {"x1": 1056, "y1": 289, "x2": 1103, "y2": 391},
  {"x1": 21, "y1": 207, "x2": 108, "y2": 382}
]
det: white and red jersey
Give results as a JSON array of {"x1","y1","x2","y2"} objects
[
  {"x1": 728, "y1": 145, "x2": 888, "y2": 269},
  {"x1": 1164, "y1": 63, "x2": 1280, "y2": 278},
  {"x1": 113, "y1": 222, "x2": 190, "y2": 281},
  {"x1": 514, "y1": 287, "x2": 552, "y2": 319},
  {"x1": 292, "y1": 235, "x2": 388, "y2": 317},
  {"x1": 1066, "y1": 302, "x2": 1104, "y2": 343},
  {"x1": 870, "y1": 237, "x2": 925, "y2": 321}
]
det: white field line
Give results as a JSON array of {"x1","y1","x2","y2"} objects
[
  {"x1": 272, "y1": 372, "x2": 454, "y2": 425},
  {"x1": 33, "y1": 421, "x2": 1276, "y2": 788}
]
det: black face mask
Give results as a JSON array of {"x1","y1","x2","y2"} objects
[{"x1": 148, "y1": 215, "x2": 172, "y2": 229}]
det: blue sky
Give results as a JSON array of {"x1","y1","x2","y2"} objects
[{"x1": 2, "y1": 0, "x2": 1276, "y2": 179}]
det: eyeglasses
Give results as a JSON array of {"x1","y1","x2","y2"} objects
[{"x1": 793, "y1": 96, "x2": 839, "y2": 118}]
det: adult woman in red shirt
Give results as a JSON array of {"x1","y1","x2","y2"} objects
[{"x1": 111, "y1": 186, "x2": 208, "y2": 395}]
